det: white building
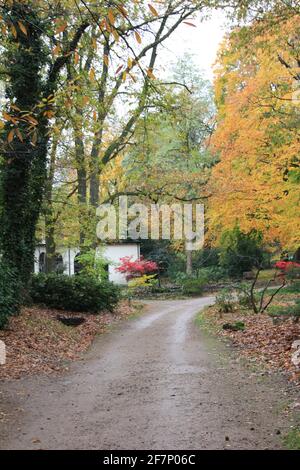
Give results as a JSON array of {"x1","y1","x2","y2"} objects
[{"x1": 34, "y1": 242, "x2": 140, "y2": 285}]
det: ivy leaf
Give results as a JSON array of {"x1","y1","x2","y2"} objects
[{"x1": 15, "y1": 128, "x2": 24, "y2": 142}]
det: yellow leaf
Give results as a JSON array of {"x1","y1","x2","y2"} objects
[
  {"x1": 92, "y1": 37, "x2": 97, "y2": 49},
  {"x1": 74, "y1": 51, "x2": 79, "y2": 65},
  {"x1": 108, "y1": 9, "x2": 115, "y2": 25},
  {"x1": 104, "y1": 20, "x2": 111, "y2": 33},
  {"x1": 53, "y1": 45, "x2": 61, "y2": 56},
  {"x1": 56, "y1": 22, "x2": 67, "y2": 34},
  {"x1": 0, "y1": 121, "x2": 5, "y2": 129},
  {"x1": 15, "y1": 128, "x2": 23, "y2": 142},
  {"x1": 93, "y1": 110, "x2": 97, "y2": 121},
  {"x1": 129, "y1": 73, "x2": 137, "y2": 82},
  {"x1": 10, "y1": 24, "x2": 17, "y2": 39},
  {"x1": 26, "y1": 115, "x2": 39, "y2": 126},
  {"x1": 118, "y1": 5, "x2": 128, "y2": 18},
  {"x1": 122, "y1": 71, "x2": 127, "y2": 82},
  {"x1": 83, "y1": 96, "x2": 89, "y2": 105},
  {"x1": 89, "y1": 68, "x2": 96, "y2": 81},
  {"x1": 148, "y1": 4, "x2": 158, "y2": 17},
  {"x1": 18, "y1": 21, "x2": 27, "y2": 36},
  {"x1": 146, "y1": 68, "x2": 156, "y2": 79},
  {"x1": 127, "y1": 57, "x2": 133, "y2": 69},
  {"x1": 112, "y1": 28, "x2": 119, "y2": 42},
  {"x1": 3, "y1": 112, "x2": 12, "y2": 121},
  {"x1": 10, "y1": 104, "x2": 21, "y2": 112},
  {"x1": 7, "y1": 129, "x2": 14, "y2": 143},
  {"x1": 99, "y1": 19, "x2": 106, "y2": 30},
  {"x1": 134, "y1": 31, "x2": 142, "y2": 44},
  {"x1": 104, "y1": 54, "x2": 109, "y2": 67}
]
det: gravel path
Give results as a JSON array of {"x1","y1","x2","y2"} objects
[{"x1": 0, "y1": 297, "x2": 294, "y2": 449}]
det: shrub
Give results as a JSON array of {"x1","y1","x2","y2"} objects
[
  {"x1": 286, "y1": 266, "x2": 300, "y2": 281},
  {"x1": 181, "y1": 277, "x2": 206, "y2": 296},
  {"x1": 283, "y1": 281, "x2": 300, "y2": 294},
  {"x1": 219, "y1": 226, "x2": 265, "y2": 278},
  {"x1": 194, "y1": 247, "x2": 220, "y2": 268},
  {"x1": 197, "y1": 266, "x2": 228, "y2": 283},
  {"x1": 128, "y1": 274, "x2": 158, "y2": 289},
  {"x1": 236, "y1": 282, "x2": 259, "y2": 309},
  {"x1": 30, "y1": 273, "x2": 120, "y2": 313},
  {"x1": 75, "y1": 249, "x2": 109, "y2": 280},
  {"x1": 216, "y1": 288, "x2": 235, "y2": 313},
  {"x1": 268, "y1": 300, "x2": 300, "y2": 323},
  {"x1": 116, "y1": 256, "x2": 158, "y2": 280},
  {"x1": 0, "y1": 261, "x2": 21, "y2": 328}
]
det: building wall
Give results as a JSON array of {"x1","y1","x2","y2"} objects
[
  {"x1": 34, "y1": 243, "x2": 140, "y2": 285},
  {"x1": 100, "y1": 244, "x2": 140, "y2": 285},
  {"x1": 34, "y1": 246, "x2": 79, "y2": 276}
]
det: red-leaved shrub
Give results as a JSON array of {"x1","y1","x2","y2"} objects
[{"x1": 116, "y1": 256, "x2": 158, "y2": 280}]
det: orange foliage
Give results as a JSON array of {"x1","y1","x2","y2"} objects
[{"x1": 208, "y1": 16, "x2": 300, "y2": 250}]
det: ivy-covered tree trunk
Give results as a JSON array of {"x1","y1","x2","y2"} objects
[
  {"x1": 0, "y1": 3, "x2": 88, "y2": 313},
  {"x1": 0, "y1": 2, "x2": 47, "y2": 292}
]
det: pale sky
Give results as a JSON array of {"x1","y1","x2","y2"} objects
[{"x1": 158, "y1": 10, "x2": 228, "y2": 82}]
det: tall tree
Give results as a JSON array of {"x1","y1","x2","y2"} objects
[{"x1": 208, "y1": 12, "x2": 300, "y2": 251}]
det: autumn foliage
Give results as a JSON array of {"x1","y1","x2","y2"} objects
[
  {"x1": 116, "y1": 256, "x2": 158, "y2": 280},
  {"x1": 208, "y1": 15, "x2": 300, "y2": 251}
]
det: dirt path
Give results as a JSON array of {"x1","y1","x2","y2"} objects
[{"x1": 0, "y1": 297, "x2": 296, "y2": 449}]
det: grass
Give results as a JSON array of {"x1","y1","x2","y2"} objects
[
  {"x1": 283, "y1": 428, "x2": 300, "y2": 450},
  {"x1": 194, "y1": 309, "x2": 216, "y2": 333}
]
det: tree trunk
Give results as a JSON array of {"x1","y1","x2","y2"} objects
[
  {"x1": 186, "y1": 249, "x2": 193, "y2": 276},
  {"x1": 74, "y1": 131, "x2": 87, "y2": 247},
  {"x1": 44, "y1": 137, "x2": 58, "y2": 273}
]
